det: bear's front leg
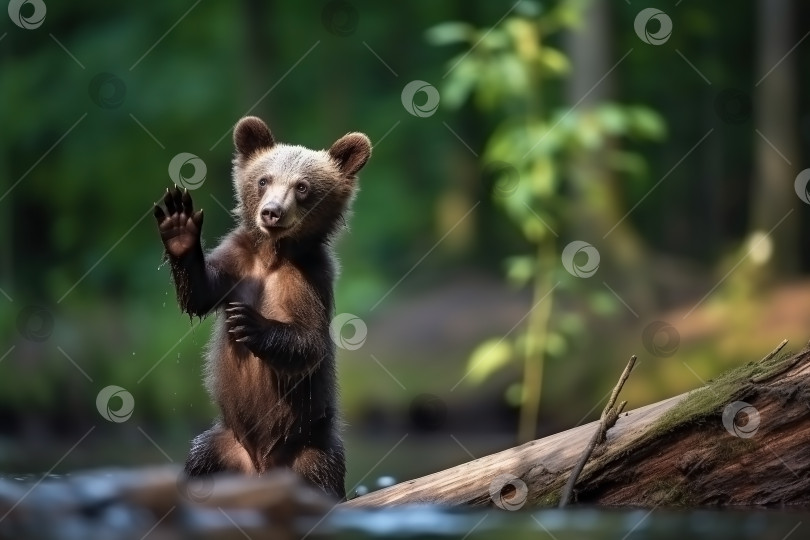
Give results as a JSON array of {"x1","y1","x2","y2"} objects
[
  {"x1": 225, "y1": 302, "x2": 329, "y2": 374},
  {"x1": 154, "y1": 186, "x2": 231, "y2": 316}
]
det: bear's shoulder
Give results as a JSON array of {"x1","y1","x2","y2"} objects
[{"x1": 207, "y1": 228, "x2": 258, "y2": 275}]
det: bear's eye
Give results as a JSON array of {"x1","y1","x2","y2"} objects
[
  {"x1": 258, "y1": 177, "x2": 267, "y2": 187},
  {"x1": 296, "y1": 182, "x2": 309, "y2": 194}
]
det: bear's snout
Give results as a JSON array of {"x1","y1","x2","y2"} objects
[{"x1": 261, "y1": 202, "x2": 285, "y2": 227}]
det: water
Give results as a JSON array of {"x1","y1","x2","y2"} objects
[
  {"x1": 0, "y1": 474, "x2": 805, "y2": 539},
  {"x1": 319, "y1": 506, "x2": 804, "y2": 539}
]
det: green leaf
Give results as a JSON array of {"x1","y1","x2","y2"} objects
[
  {"x1": 498, "y1": 53, "x2": 530, "y2": 97},
  {"x1": 504, "y1": 18, "x2": 540, "y2": 62},
  {"x1": 595, "y1": 103, "x2": 629, "y2": 135},
  {"x1": 558, "y1": 313, "x2": 585, "y2": 336},
  {"x1": 529, "y1": 156, "x2": 556, "y2": 196},
  {"x1": 628, "y1": 106, "x2": 667, "y2": 139},
  {"x1": 538, "y1": 46, "x2": 570, "y2": 75},
  {"x1": 574, "y1": 112, "x2": 604, "y2": 149},
  {"x1": 466, "y1": 338, "x2": 514, "y2": 384},
  {"x1": 519, "y1": 119, "x2": 565, "y2": 159},
  {"x1": 505, "y1": 382, "x2": 524, "y2": 407},
  {"x1": 544, "y1": 332, "x2": 567, "y2": 357},
  {"x1": 590, "y1": 290, "x2": 618, "y2": 315},
  {"x1": 425, "y1": 22, "x2": 476, "y2": 46},
  {"x1": 607, "y1": 149, "x2": 647, "y2": 177},
  {"x1": 546, "y1": 0, "x2": 587, "y2": 30},
  {"x1": 521, "y1": 218, "x2": 547, "y2": 243},
  {"x1": 505, "y1": 255, "x2": 535, "y2": 287},
  {"x1": 479, "y1": 28, "x2": 511, "y2": 51},
  {"x1": 442, "y1": 56, "x2": 479, "y2": 109}
]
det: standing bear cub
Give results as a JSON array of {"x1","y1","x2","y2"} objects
[{"x1": 153, "y1": 116, "x2": 371, "y2": 499}]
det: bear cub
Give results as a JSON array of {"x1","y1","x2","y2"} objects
[{"x1": 153, "y1": 116, "x2": 371, "y2": 499}]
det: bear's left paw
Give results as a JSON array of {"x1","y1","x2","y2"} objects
[{"x1": 225, "y1": 302, "x2": 267, "y2": 350}]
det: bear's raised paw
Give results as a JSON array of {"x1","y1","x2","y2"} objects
[{"x1": 154, "y1": 185, "x2": 204, "y2": 259}]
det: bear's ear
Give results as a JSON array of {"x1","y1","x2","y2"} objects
[
  {"x1": 328, "y1": 133, "x2": 372, "y2": 177},
  {"x1": 233, "y1": 116, "x2": 275, "y2": 157}
]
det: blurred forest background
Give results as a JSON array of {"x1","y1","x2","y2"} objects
[{"x1": 2, "y1": 0, "x2": 810, "y2": 492}]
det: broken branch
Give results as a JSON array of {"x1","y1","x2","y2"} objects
[{"x1": 558, "y1": 354, "x2": 637, "y2": 508}]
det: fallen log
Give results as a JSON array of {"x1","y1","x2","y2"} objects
[{"x1": 344, "y1": 340, "x2": 810, "y2": 508}]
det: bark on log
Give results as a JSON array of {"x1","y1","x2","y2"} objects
[{"x1": 344, "y1": 341, "x2": 810, "y2": 508}]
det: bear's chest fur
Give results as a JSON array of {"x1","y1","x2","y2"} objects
[{"x1": 203, "y1": 244, "x2": 332, "y2": 459}]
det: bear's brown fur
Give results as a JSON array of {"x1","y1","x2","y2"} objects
[{"x1": 153, "y1": 116, "x2": 371, "y2": 499}]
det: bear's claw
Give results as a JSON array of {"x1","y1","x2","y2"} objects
[{"x1": 225, "y1": 302, "x2": 267, "y2": 349}]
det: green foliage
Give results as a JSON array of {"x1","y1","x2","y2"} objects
[
  {"x1": 467, "y1": 338, "x2": 514, "y2": 385},
  {"x1": 433, "y1": 0, "x2": 665, "y2": 441}
]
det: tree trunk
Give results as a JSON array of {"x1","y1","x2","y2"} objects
[
  {"x1": 241, "y1": 0, "x2": 271, "y2": 116},
  {"x1": 564, "y1": 1, "x2": 655, "y2": 314},
  {"x1": 345, "y1": 341, "x2": 810, "y2": 507},
  {"x1": 751, "y1": 0, "x2": 799, "y2": 275}
]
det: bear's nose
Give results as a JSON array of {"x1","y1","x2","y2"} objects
[{"x1": 261, "y1": 202, "x2": 284, "y2": 226}]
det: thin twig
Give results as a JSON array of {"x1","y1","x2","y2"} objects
[
  {"x1": 750, "y1": 339, "x2": 793, "y2": 383},
  {"x1": 759, "y1": 339, "x2": 788, "y2": 363},
  {"x1": 751, "y1": 350, "x2": 810, "y2": 386},
  {"x1": 559, "y1": 355, "x2": 636, "y2": 508}
]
